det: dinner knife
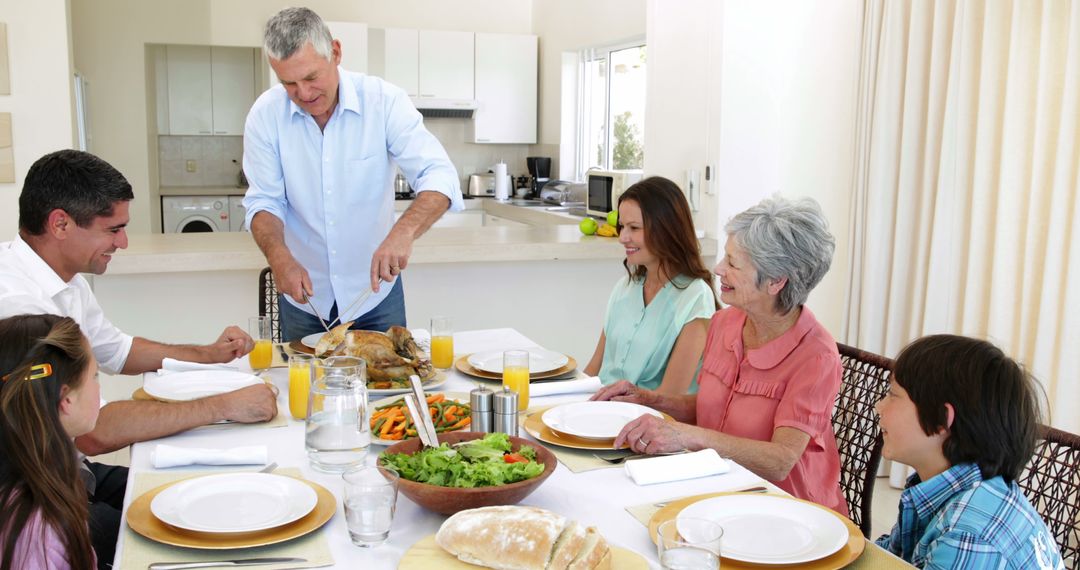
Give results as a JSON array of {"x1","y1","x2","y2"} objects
[{"x1": 147, "y1": 558, "x2": 306, "y2": 570}]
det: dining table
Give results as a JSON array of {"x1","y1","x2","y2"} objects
[{"x1": 114, "y1": 327, "x2": 911, "y2": 569}]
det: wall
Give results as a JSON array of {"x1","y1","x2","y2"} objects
[
  {"x1": 0, "y1": 0, "x2": 75, "y2": 238},
  {"x1": 530, "y1": 0, "x2": 646, "y2": 170},
  {"x1": 70, "y1": 0, "x2": 535, "y2": 235}
]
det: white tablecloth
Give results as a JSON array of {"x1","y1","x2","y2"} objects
[{"x1": 116, "y1": 328, "x2": 771, "y2": 569}]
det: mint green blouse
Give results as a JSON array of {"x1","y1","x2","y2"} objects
[{"x1": 599, "y1": 275, "x2": 717, "y2": 392}]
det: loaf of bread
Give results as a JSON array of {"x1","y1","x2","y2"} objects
[{"x1": 435, "y1": 506, "x2": 611, "y2": 570}]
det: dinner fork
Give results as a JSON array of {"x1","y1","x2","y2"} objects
[{"x1": 592, "y1": 453, "x2": 644, "y2": 465}]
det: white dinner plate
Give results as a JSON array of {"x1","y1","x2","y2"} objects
[
  {"x1": 143, "y1": 370, "x2": 265, "y2": 402},
  {"x1": 677, "y1": 494, "x2": 848, "y2": 565},
  {"x1": 301, "y1": 332, "x2": 323, "y2": 349},
  {"x1": 468, "y1": 348, "x2": 569, "y2": 374},
  {"x1": 151, "y1": 473, "x2": 318, "y2": 534},
  {"x1": 541, "y1": 401, "x2": 662, "y2": 440}
]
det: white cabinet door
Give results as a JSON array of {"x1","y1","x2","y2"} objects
[
  {"x1": 375, "y1": 28, "x2": 419, "y2": 96},
  {"x1": 210, "y1": 47, "x2": 255, "y2": 135},
  {"x1": 166, "y1": 45, "x2": 213, "y2": 135},
  {"x1": 418, "y1": 30, "x2": 474, "y2": 100},
  {"x1": 470, "y1": 33, "x2": 537, "y2": 144},
  {"x1": 326, "y1": 21, "x2": 368, "y2": 74}
]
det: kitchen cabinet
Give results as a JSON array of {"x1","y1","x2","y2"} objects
[
  {"x1": 369, "y1": 29, "x2": 474, "y2": 100},
  {"x1": 468, "y1": 33, "x2": 537, "y2": 144},
  {"x1": 162, "y1": 46, "x2": 256, "y2": 136}
]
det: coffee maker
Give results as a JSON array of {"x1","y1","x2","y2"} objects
[{"x1": 526, "y1": 157, "x2": 552, "y2": 199}]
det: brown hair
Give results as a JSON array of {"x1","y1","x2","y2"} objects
[
  {"x1": 893, "y1": 334, "x2": 1041, "y2": 482},
  {"x1": 0, "y1": 315, "x2": 95, "y2": 570},
  {"x1": 617, "y1": 176, "x2": 719, "y2": 308}
]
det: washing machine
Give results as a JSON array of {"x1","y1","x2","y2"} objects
[
  {"x1": 161, "y1": 196, "x2": 231, "y2": 233},
  {"x1": 228, "y1": 195, "x2": 248, "y2": 231}
]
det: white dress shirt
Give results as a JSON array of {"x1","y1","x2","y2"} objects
[
  {"x1": 243, "y1": 67, "x2": 463, "y2": 322},
  {"x1": 0, "y1": 236, "x2": 133, "y2": 375}
]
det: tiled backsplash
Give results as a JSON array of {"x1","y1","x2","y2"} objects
[
  {"x1": 159, "y1": 135, "x2": 245, "y2": 187},
  {"x1": 159, "y1": 123, "x2": 543, "y2": 190}
]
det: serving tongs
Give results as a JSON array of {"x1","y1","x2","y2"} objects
[{"x1": 404, "y1": 374, "x2": 440, "y2": 447}]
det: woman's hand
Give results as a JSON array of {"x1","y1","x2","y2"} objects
[
  {"x1": 615, "y1": 414, "x2": 693, "y2": 454},
  {"x1": 590, "y1": 380, "x2": 648, "y2": 403}
]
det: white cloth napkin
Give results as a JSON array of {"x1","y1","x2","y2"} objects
[
  {"x1": 157, "y1": 358, "x2": 239, "y2": 376},
  {"x1": 531, "y1": 376, "x2": 602, "y2": 397},
  {"x1": 624, "y1": 449, "x2": 730, "y2": 485},
  {"x1": 151, "y1": 444, "x2": 268, "y2": 469}
]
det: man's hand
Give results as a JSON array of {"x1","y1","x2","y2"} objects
[
  {"x1": 211, "y1": 383, "x2": 279, "y2": 423},
  {"x1": 201, "y1": 325, "x2": 254, "y2": 362},
  {"x1": 270, "y1": 254, "x2": 314, "y2": 303},
  {"x1": 370, "y1": 229, "x2": 414, "y2": 292}
]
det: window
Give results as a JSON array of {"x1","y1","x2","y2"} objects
[{"x1": 563, "y1": 40, "x2": 646, "y2": 180}]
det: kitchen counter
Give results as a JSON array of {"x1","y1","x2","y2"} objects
[
  {"x1": 158, "y1": 185, "x2": 248, "y2": 197},
  {"x1": 109, "y1": 200, "x2": 716, "y2": 274}
]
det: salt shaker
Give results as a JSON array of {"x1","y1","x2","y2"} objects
[
  {"x1": 470, "y1": 385, "x2": 494, "y2": 433},
  {"x1": 493, "y1": 387, "x2": 519, "y2": 436}
]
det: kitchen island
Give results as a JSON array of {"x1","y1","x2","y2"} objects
[{"x1": 92, "y1": 200, "x2": 717, "y2": 363}]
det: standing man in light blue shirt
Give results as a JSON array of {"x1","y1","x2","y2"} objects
[{"x1": 244, "y1": 7, "x2": 463, "y2": 341}]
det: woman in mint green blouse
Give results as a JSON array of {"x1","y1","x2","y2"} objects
[{"x1": 584, "y1": 177, "x2": 719, "y2": 395}]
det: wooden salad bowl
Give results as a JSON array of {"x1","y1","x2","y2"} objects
[{"x1": 379, "y1": 431, "x2": 556, "y2": 515}]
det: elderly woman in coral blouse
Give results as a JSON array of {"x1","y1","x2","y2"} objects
[{"x1": 593, "y1": 195, "x2": 847, "y2": 514}]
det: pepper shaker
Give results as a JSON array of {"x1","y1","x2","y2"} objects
[
  {"x1": 470, "y1": 385, "x2": 494, "y2": 433},
  {"x1": 493, "y1": 387, "x2": 519, "y2": 436}
]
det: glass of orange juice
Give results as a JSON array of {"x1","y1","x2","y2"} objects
[
  {"x1": 288, "y1": 354, "x2": 314, "y2": 420},
  {"x1": 430, "y1": 316, "x2": 454, "y2": 369},
  {"x1": 248, "y1": 316, "x2": 273, "y2": 373},
  {"x1": 502, "y1": 350, "x2": 530, "y2": 411}
]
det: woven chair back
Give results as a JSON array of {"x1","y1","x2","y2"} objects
[
  {"x1": 258, "y1": 267, "x2": 282, "y2": 343},
  {"x1": 1018, "y1": 425, "x2": 1080, "y2": 567}
]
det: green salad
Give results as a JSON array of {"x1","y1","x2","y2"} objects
[{"x1": 380, "y1": 433, "x2": 545, "y2": 488}]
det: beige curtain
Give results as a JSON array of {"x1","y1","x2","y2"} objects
[{"x1": 846, "y1": 0, "x2": 1080, "y2": 458}]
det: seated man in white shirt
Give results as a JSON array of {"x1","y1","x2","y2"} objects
[{"x1": 0, "y1": 150, "x2": 280, "y2": 567}]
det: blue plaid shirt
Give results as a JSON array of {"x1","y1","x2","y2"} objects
[{"x1": 876, "y1": 463, "x2": 1064, "y2": 569}]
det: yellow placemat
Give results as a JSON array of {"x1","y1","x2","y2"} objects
[
  {"x1": 543, "y1": 445, "x2": 628, "y2": 473},
  {"x1": 119, "y1": 468, "x2": 334, "y2": 570}
]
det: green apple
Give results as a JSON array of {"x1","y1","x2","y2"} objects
[
  {"x1": 579, "y1": 217, "x2": 598, "y2": 235},
  {"x1": 607, "y1": 210, "x2": 619, "y2": 227}
]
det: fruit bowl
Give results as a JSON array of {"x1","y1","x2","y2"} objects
[{"x1": 378, "y1": 431, "x2": 556, "y2": 515}]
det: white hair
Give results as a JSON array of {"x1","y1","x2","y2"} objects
[{"x1": 263, "y1": 7, "x2": 333, "y2": 61}]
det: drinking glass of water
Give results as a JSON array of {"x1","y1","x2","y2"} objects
[
  {"x1": 657, "y1": 518, "x2": 723, "y2": 570},
  {"x1": 343, "y1": 465, "x2": 399, "y2": 547},
  {"x1": 305, "y1": 356, "x2": 371, "y2": 472}
]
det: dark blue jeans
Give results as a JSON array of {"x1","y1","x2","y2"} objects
[{"x1": 279, "y1": 277, "x2": 406, "y2": 341}]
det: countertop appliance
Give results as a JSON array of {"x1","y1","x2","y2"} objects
[
  {"x1": 526, "y1": 156, "x2": 552, "y2": 199},
  {"x1": 586, "y1": 169, "x2": 644, "y2": 217},
  {"x1": 467, "y1": 172, "x2": 512, "y2": 197},
  {"x1": 161, "y1": 196, "x2": 231, "y2": 233},
  {"x1": 395, "y1": 173, "x2": 415, "y2": 200},
  {"x1": 540, "y1": 180, "x2": 586, "y2": 206}
]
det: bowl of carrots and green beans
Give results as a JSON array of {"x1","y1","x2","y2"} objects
[{"x1": 369, "y1": 392, "x2": 473, "y2": 444}]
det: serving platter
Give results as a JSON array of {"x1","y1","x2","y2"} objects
[
  {"x1": 648, "y1": 492, "x2": 864, "y2": 569},
  {"x1": 126, "y1": 475, "x2": 334, "y2": 549},
  {"x1": 454, "y1": 355, "x2": 578, "y2": 382},
  {"x1": 369, "y1": 391, "x2": 471, "y2": 446},
  {"x1": 399, "y1": 534, "x2": 649, "y2": 569}
]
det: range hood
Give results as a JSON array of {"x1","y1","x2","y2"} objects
[{"x1": 411, "y1": 97, "x2": 478, "y2": 118}]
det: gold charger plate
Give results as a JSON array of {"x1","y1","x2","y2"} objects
[
  {"x1": 398, "y1": 534, "x2": 648, "y2": 569},
  {"x1": 454, "y1": 354, "x2": 579, "y2": 381},
  {"x1": 126, "y1": 475, "x2": 335, "y2": 549},
  {"x1": 648, "y1": 492, "x2": 865, "y2": 569},
  {"x1": 523, "y1": 405, "x2": 674, "y2": 451}
]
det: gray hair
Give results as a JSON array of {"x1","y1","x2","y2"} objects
[
  {"x1": 264, "y1": 7, "x2": 334, "y2": 61},
  {"x1": 725, "y1": 196, "x2": 835, "y2": 314}
]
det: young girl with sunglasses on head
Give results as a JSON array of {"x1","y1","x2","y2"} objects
[{"x1": 0, "y1": 314, "x2": 100, "y2": 570}]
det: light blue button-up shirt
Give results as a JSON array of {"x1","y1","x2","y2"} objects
[{"x1": 243, "y1": 68, "x2": 462, "y2": 321}]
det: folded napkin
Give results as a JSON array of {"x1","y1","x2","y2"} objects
[
  {"x1": 624, "y1": 449, "x2": 730, "y2": 485},
  {"x1": 531, "y1": 376, "x2": 602, "y2": 397},
  {"x1": 157, "y1": 358, "x2": 239, "y2": 376},
  {"x1": 151, "y1": 444, "x2": 268, "y2": 468}
]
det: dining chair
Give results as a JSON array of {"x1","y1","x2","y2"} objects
[
  {"x1": 1017, "y1": 424, "x2": 1080, "y2": 566},
  {"x1": 258, "y1": 267, "x2": 282, "y2": 343},
  {"x1": 832, "y1": 342, "x2": 894, "y2": 537}
]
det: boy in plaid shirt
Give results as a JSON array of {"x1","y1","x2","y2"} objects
[{"x1": 874, "y1": 335, "x2": 1064, "y2": 569}]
